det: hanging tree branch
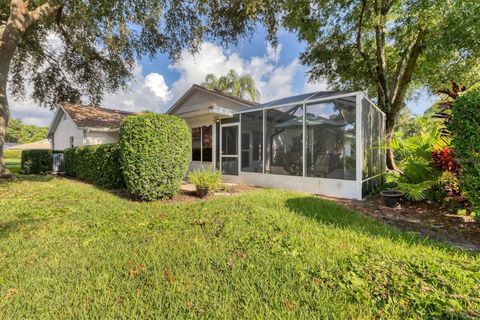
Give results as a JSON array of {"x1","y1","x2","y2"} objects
[{"x1": 355, "y1": 0, "x2": 376, "y2": 83}]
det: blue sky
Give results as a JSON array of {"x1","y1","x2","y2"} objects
[{"x1": 11, "y1": 27, "x2": 435, "y2": 127}]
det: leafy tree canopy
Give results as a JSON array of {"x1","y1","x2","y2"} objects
[
  {"x1": 5, "y1": 118, "x2": 47, "y2": 144},
  {"x1": 0, "y1": 0, "x2": 280, "y2": 174},
  {"x1": 1, "y1": 0, "x2": 278, "y2": 108},
  {"x1": 282, "y1": 0, "x2": 480, "y2": 169},
  {"x1": 283, "y1": 0, "x2": 480, "y2": 104}
]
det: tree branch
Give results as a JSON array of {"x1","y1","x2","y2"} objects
[
  {"x1": 374, "y1": 0, "x2": 389, "y2": 110},
  {"x1": 29, "y1": 1, "x2": 61, "y2": 25},
  {"x1": 355, "y1": 0, "x2": 376, "y2": 83},
  {"x1": 391, "y1": 30, "x2": 425, "y2": 113},
  {"x1": 389, "y1": 51, "x2": 408, "y2": 104}
]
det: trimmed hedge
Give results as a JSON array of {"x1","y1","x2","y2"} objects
[
  {"x1": 64, "y1": 144, "x2": 124, "y2": 189},
  {"x1": 120, "y1": 114, "x2": 191, "y2": 200},
  {"x1": 450, "y1": 84, "x2": 480, "y2": 212},
  {"x1": 4, "y1": 149, "x2": 22, "y2": 159},
  {"x1": 21, "y1": 149, "x2": 52, "y2": 174},
  {"x1": 64, "y1": 147, "x2": 78, "y2": 177}
]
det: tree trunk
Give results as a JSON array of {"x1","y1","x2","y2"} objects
[
  {"x1": 0, "y1": 32, "x2": 15, "y2": 177},
  {"x1": 0, "y1": 0, "x2": 46, "y2": 177},
  {"x1": 0, "y1": 1, "x2": 62, "y2": 176},
  {"x1": 0, "y1": 68, "x2": 10, "y2": 177},
  {"x1": 385, "y1": 111, "x2": 398, "y2": 171}
]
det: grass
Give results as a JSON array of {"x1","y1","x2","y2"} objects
[
  {"x1": 0, "y1": 177, "x2": 479, "y2": 319},
  {"x1": 4, "y1": 158, "x2": 21, "y2": 174}
]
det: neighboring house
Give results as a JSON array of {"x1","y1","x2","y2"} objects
[
  {"x1": 3, "y1": 142, "x2": 19, "y2": 150},
  {"x1": 46, "y1": 102, "x2": 135, "y2": 150},
  {"x1": 168, "y1": 85, "x2": 386, "y2": 200},
  {"x1": 10, "y1": 139, "x2": 51, "y2": 150}
]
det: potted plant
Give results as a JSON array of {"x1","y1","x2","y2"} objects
[
  {"x1": 188, "y1": 168, "x2": 222, "y2": 198},
  {"x1": 380, "y1": 190, "x2": 404, "y2": 208}
]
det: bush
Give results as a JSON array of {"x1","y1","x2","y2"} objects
[
  {"x1": 120, "y1": 114, "x2": 191, "y2": 200},
  {"x1": 188, "y1": 169, "x2": 222, "y2": 192},
  {"x1": 21, "y1": 149, "x2": 52, "y2": 174},
  {"x1": 64, "y1": 144, "x2": 124, "y2": 189},
  {"x1": 64, "y1": 147, "x2": 78, "y2": 177},
  {"x1": 386, "y1": 120, "x2": 445, "y2": 201},
  {"x1": 450, "y1": 84, "x2": 480, "y2": 212},
  {"x1": 4, "y1": 149, "x2": 21, "y2": 159}
]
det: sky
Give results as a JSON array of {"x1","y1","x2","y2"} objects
[{"x1": 9, "y1": 27, "x2": 435, "y2": 127}]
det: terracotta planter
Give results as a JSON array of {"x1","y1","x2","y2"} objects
[
  {"x1": 380, "y1": 190, "x2": 404, "y2": 208},
  {"x1": 197, "y1": 186, "x2": 209, "y2": 198}
]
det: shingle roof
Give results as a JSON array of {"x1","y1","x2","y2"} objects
[{"x1": 61, "y1": 102, "x2": 136, "y2": 129}]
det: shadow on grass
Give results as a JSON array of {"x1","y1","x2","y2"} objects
[
  {"x1": 0, "y1": 218, "x2": 45, "y2": 239},
  {"x1": 1, "y1": 174, "x2": 54, "y2": 183},
  {"x1": 285, "y1": 196, "x2": 478, "y2": 254}
]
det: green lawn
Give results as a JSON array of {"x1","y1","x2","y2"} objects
[
  {"x1": 0, "y1": 177, "x2": 479, "y2": 319},
  {"x1": 4, "y1": 158, "x2": 21, "y2": 174}
]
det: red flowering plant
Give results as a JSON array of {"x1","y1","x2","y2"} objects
[{"x1": 431, "y1": 147, "x2": 460, "y2": 174}]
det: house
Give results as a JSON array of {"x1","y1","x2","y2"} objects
[
  {"x1": 3, "y1": 142, "x2": 19, "y2": 150},
  {"x1": 46, "y1": 85, "x2": 386, "y2": 200},
  {"x1": 46, "y1": 102, "x2": 135, "y2": 150},
  {"x1": 167, "y1": 85, "x2": 386, "y2": 200}
]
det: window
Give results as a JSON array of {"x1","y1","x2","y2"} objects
[
  {"x1": 191, "y1": 125, "x2": 213, "y2": 162},
  {"x1": 192, "y1": 127, "x2": 201, "y2": 161},
  {"x1": 202, "y1": 125, "x2": 212, "y2": 162},
  {"x1": 241, "y1": 110, "x2": 263, "y2": 173},
  {"x1": 266, "y1": 105, "x2": 303, "y2": 176},
  {"x1": 69, "y1": 136, "x2": 74, "y2": 147},
  {"x1": 241, "y1": 133, "x2": 250, "y2": 168},
  {"x1": 306, "y1": 97, "x2": 356, "y2": 180}
]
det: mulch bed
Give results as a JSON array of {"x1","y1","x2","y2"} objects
[
  {"x1": 108, "y1": 183, "x2": 259, "y2": 204},
  {"x1": 332, "y1": 194, "x2": 480, "y2": 251}
]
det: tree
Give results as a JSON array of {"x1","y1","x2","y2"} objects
[
  {"x1": 6, "y1": 118, "x2": 47, "y2": 143},
  {"x1": 202, "y1": 69, "x2": 260, "y2": 101},
  {"x1": 0, "y1": 0, "x2": 279, "y2": 176},
  {"x1": 282, "y1": 0, "x2": 480, "y2": 170}
]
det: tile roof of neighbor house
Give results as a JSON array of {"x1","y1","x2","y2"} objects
[
  {"x1": 62, "y1": 102, "x2": 136, "y2": 129},
  {"x1": 11, "y1": 139, "x2": 51, "y2": 150}
]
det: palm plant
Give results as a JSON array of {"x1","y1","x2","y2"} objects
[
  {"x1": 202, "y1": 70, "x2": 260, "y2": 102},
  {"x1": 386, "y1": 118, "x2": 447, "y2": 201}
]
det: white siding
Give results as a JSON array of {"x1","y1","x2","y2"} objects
[
  {"x1": 84, "y1": 131, "x2": 119, "y2": 145},
  {"x1": 172, "y1": 91, "x2": 250, "y2": 115},
  {"x1": 52, "y1": 110, "x2": 84, "y2": 150}
]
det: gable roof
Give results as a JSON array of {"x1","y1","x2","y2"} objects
[
  {"x1": 166, "y1": 84, "x2": 258, "y2": 115},
  {"x1": 47, "y1": 103, "x2": 137, "y2": 138},
  {"x1": 61, "y1": 102, "x2": 136, "y2": 129}
]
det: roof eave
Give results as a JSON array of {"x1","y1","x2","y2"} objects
[{"x1": 166, "y1": 85, "x2": 257, "y2": 115}]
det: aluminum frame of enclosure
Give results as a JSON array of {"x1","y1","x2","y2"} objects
[{"x1": 217, "y1": 91, "x2": 385, "y2": 200}]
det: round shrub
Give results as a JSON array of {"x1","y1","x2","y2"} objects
[
  {"x1": 21, "y1": 149, "x2": 52, "y2": 174},
  {"x1": 120, "y1": 114, "x2": 191, "y2": 200},
  {"x1": 450, "y1": 83, "x2": 480, "y2": 212}
]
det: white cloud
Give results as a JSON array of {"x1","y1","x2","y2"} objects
[
  {"x1": 166, "y1": 41, "x2": 303, "y2": 109},
  {"x1": 144, "y1": 73, "x2": 171, "y2": 101},
  {"x1": 303, "y1": 78, "x2": 329, "y2": 93},
  {"x1": 9, "y1": 97, "x2": 54, "y2": 127}
]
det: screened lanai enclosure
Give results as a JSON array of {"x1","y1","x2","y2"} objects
[
  {"x1": 176, "y1": 88, "x2": 386, "y2": 200},
  {"x1": 213, "y1": 92, "x2": 385, "y2": 199}
]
